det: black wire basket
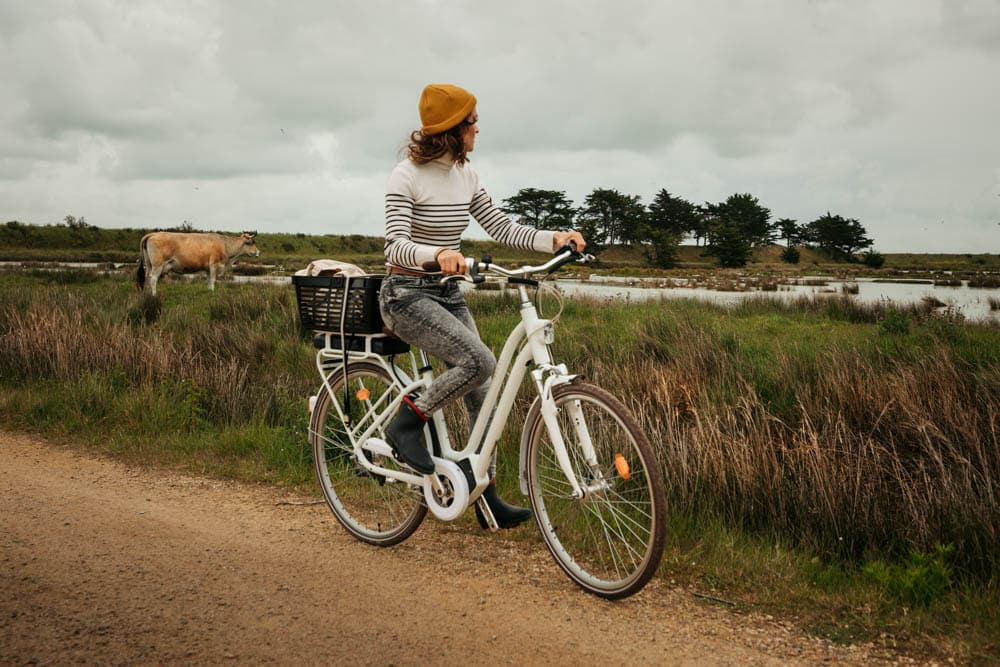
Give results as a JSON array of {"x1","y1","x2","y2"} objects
[{"x1": 292, "y1": 274, "x2": 385, "y2": 334}]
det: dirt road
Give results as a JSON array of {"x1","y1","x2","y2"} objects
[{"x1": 2, "y1": 431, "x2": 903, "y2": 665}]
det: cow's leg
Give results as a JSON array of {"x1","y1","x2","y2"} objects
[
  {"x1": 148, "y1": 265, "x2": 161, "y2": 297},
  {"x1": 208, "y1": 264, "x2": 217, "y2": 291},
  {"x1": 148, "y1": 259, "x2": 173, "y2": 297}
]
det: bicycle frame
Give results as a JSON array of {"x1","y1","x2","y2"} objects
[{"x1": 310, "y1": 263, "x2": 599, "y2": 518}]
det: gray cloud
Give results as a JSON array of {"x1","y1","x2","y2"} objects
[{"x1": 0, "y1": 0, "x2": 997, "y2": 251}]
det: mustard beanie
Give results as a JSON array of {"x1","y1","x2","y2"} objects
[{"x1": 419, "y1": 84, "x2": 477, "y2": 136}]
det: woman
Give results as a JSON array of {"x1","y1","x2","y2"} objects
[{"x1": 379, "y1": 83, "x2": 586, "y2": 528}]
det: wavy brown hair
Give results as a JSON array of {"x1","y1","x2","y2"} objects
[{"x1": 405, "y1": 121, "x2": 471, "y2": 165}]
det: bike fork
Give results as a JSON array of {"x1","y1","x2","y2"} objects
[{"x1": 533, "y1": 369, "x2": 599, "y2": 499}]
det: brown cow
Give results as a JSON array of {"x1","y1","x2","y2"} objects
[{"x1": 135, "y1": 231, "x2": 260, "y2": 296}]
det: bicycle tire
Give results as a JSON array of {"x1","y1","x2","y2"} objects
[
  {"x1": 524, "y1": 382, "x2": 667, "y2": 599},
  {"x1": 311, "y1": 360, "x2": 427, "y2": 546}
]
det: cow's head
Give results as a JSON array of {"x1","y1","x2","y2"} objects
[{"x1": 240, "y1": 231, "x2": 261, "y2": 257}]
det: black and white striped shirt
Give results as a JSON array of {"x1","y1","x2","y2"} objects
[{"x1": 384, "y1": 156, "x2": 554, "y2": 271}]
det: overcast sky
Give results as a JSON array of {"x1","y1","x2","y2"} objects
[{"x1": 1, "y1": 0, "x2": 998, "y2": 253}]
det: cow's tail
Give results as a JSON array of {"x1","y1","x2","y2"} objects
[{"x1": 135, "y1": 235, "x2": 148, "y2": 291}]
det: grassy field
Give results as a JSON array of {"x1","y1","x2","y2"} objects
[
  {"x1": 2, "y1": 221, "x2": 998, "y2": 276},
  {"x1": 0, "y1": 270, "x2": 998, "y2": 661}
]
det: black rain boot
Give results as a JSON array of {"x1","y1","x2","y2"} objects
[
  {"x1": 475, "y1": 480, "x2": 532, "y2": 529},
  {"x1": 385, "y1": 397, "x2": 435, "y2": 475}
]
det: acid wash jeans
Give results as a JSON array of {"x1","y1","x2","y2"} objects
[{"x1": 379, "y1": 275, "x2": 498, "y2": 475}]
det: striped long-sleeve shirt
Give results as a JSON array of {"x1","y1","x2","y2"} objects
[{"x1": 384, "y1": 156, "x2": 555, "y2": 271}]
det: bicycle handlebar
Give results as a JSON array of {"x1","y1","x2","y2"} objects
[{"x1": 421, "y1": 244, "x2": 593, "y2": 285}]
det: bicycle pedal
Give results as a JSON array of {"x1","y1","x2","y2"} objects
[{"x1": 387, "y1": 449, "x2": 428, "y2": 476}]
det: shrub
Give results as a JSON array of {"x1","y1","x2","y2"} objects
[
  {"x1": 177, "y1": 378, "x2": 211, "y2": 431},
  {"x1": 968, "y1": 276, "x2": 1000, "y2": 288},
  {"x1": 864, "y1": 544, "x2": 954, "y2": 607},
  {"x1": 863, "y1": 250, "x2": 886, "y2": 268},
  {"x1": 781, "y1": 246, "x2": 801, "y2": 264},
  {"x1": 879, "y1": 308, "x2": 911, "y2": 335}
]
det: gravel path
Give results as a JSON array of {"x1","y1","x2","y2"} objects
[{"x1": 1, "y1": 431, "x2": 915, "y2": 665}]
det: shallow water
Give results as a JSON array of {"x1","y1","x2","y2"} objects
[
  {"x1": 556, "y1": 278, "x2": 1000, "y2": 322},
  {"x1": 5, "y1": 261, "x2": 998, "y2": 322}
]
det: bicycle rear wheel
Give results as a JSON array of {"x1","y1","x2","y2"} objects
[
  {"x1": 524, "y1": 382, "x2": 666, "y2": 599},
  {"x1": 311, "y1": 360, "x2": 426, "y2": 546}
]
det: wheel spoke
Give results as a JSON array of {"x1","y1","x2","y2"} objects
[
  {"x1": 314, "y1": 427, "x2": 353, "y2": 455},
  {"x1": 528, "y1": 383, "x2": 666, "y2": 599},
  {"x1": 311, "y1": 362, "x2": 426, "y2": 546},
  {"x1": 594, "y1": 495, "x2": 654, "y2": 539},
  {"x1": 585, "y1": 499, "x2": 644, "y2": 566}
]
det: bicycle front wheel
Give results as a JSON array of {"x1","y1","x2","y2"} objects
[
  {"x1": 311, "y1": 360, "x2": 426, "y2": 546},
  {"x1": 524, "y1": 382, "x2": 666, "y2": 599}
]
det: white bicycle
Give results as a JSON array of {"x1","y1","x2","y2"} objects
[{"x1": 294, "y1": 247, "x2": 667, "y2": 599}]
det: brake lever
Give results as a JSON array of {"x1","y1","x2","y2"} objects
[{"x1": 440, "y1": 273, "x2": 484, "y2": 285}]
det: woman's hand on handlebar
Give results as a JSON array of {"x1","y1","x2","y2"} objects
[
  {"x1": 552, "y1": 231, "x2": 586, "y2": 253},
  {"x1": 435, "y1": 248, "x2": 467, "y2": 275}
]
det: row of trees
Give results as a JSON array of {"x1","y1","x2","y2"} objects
[{"x1": 501, "y1": 187, "x2": 876, "y2": 268}]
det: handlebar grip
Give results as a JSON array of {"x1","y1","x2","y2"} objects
[
  {"x1": 545, "y1": 244, "x2": 584, "y2": 275},
  {"x1": 420, "y1": 257, "x2": 477, "y2": 274},
  {"x1": 556, "y1": 244, "x2": 582, "y2": 259}
]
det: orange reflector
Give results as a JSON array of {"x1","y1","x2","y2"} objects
[
  {"x1": 356, "y1": 387, "x2": 371, "y2": 401},
  {"x1": 614, "y1": 453, "x2": 631, "y2": 480}
]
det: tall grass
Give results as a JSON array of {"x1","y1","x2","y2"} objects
[
  {"x1": 2, "y1": 274, "x2": 999, "y2": 581},
  {"x1": 513, "y1": 290, "x2": 1000, "y2": 580},
  {"x1": 0, "y1": 275, "x2": 317, "y2": 483}
]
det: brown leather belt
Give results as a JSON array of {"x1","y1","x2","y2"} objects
[{"x1": 388, "y1": 266, "x2": 436, "y2": 277}]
